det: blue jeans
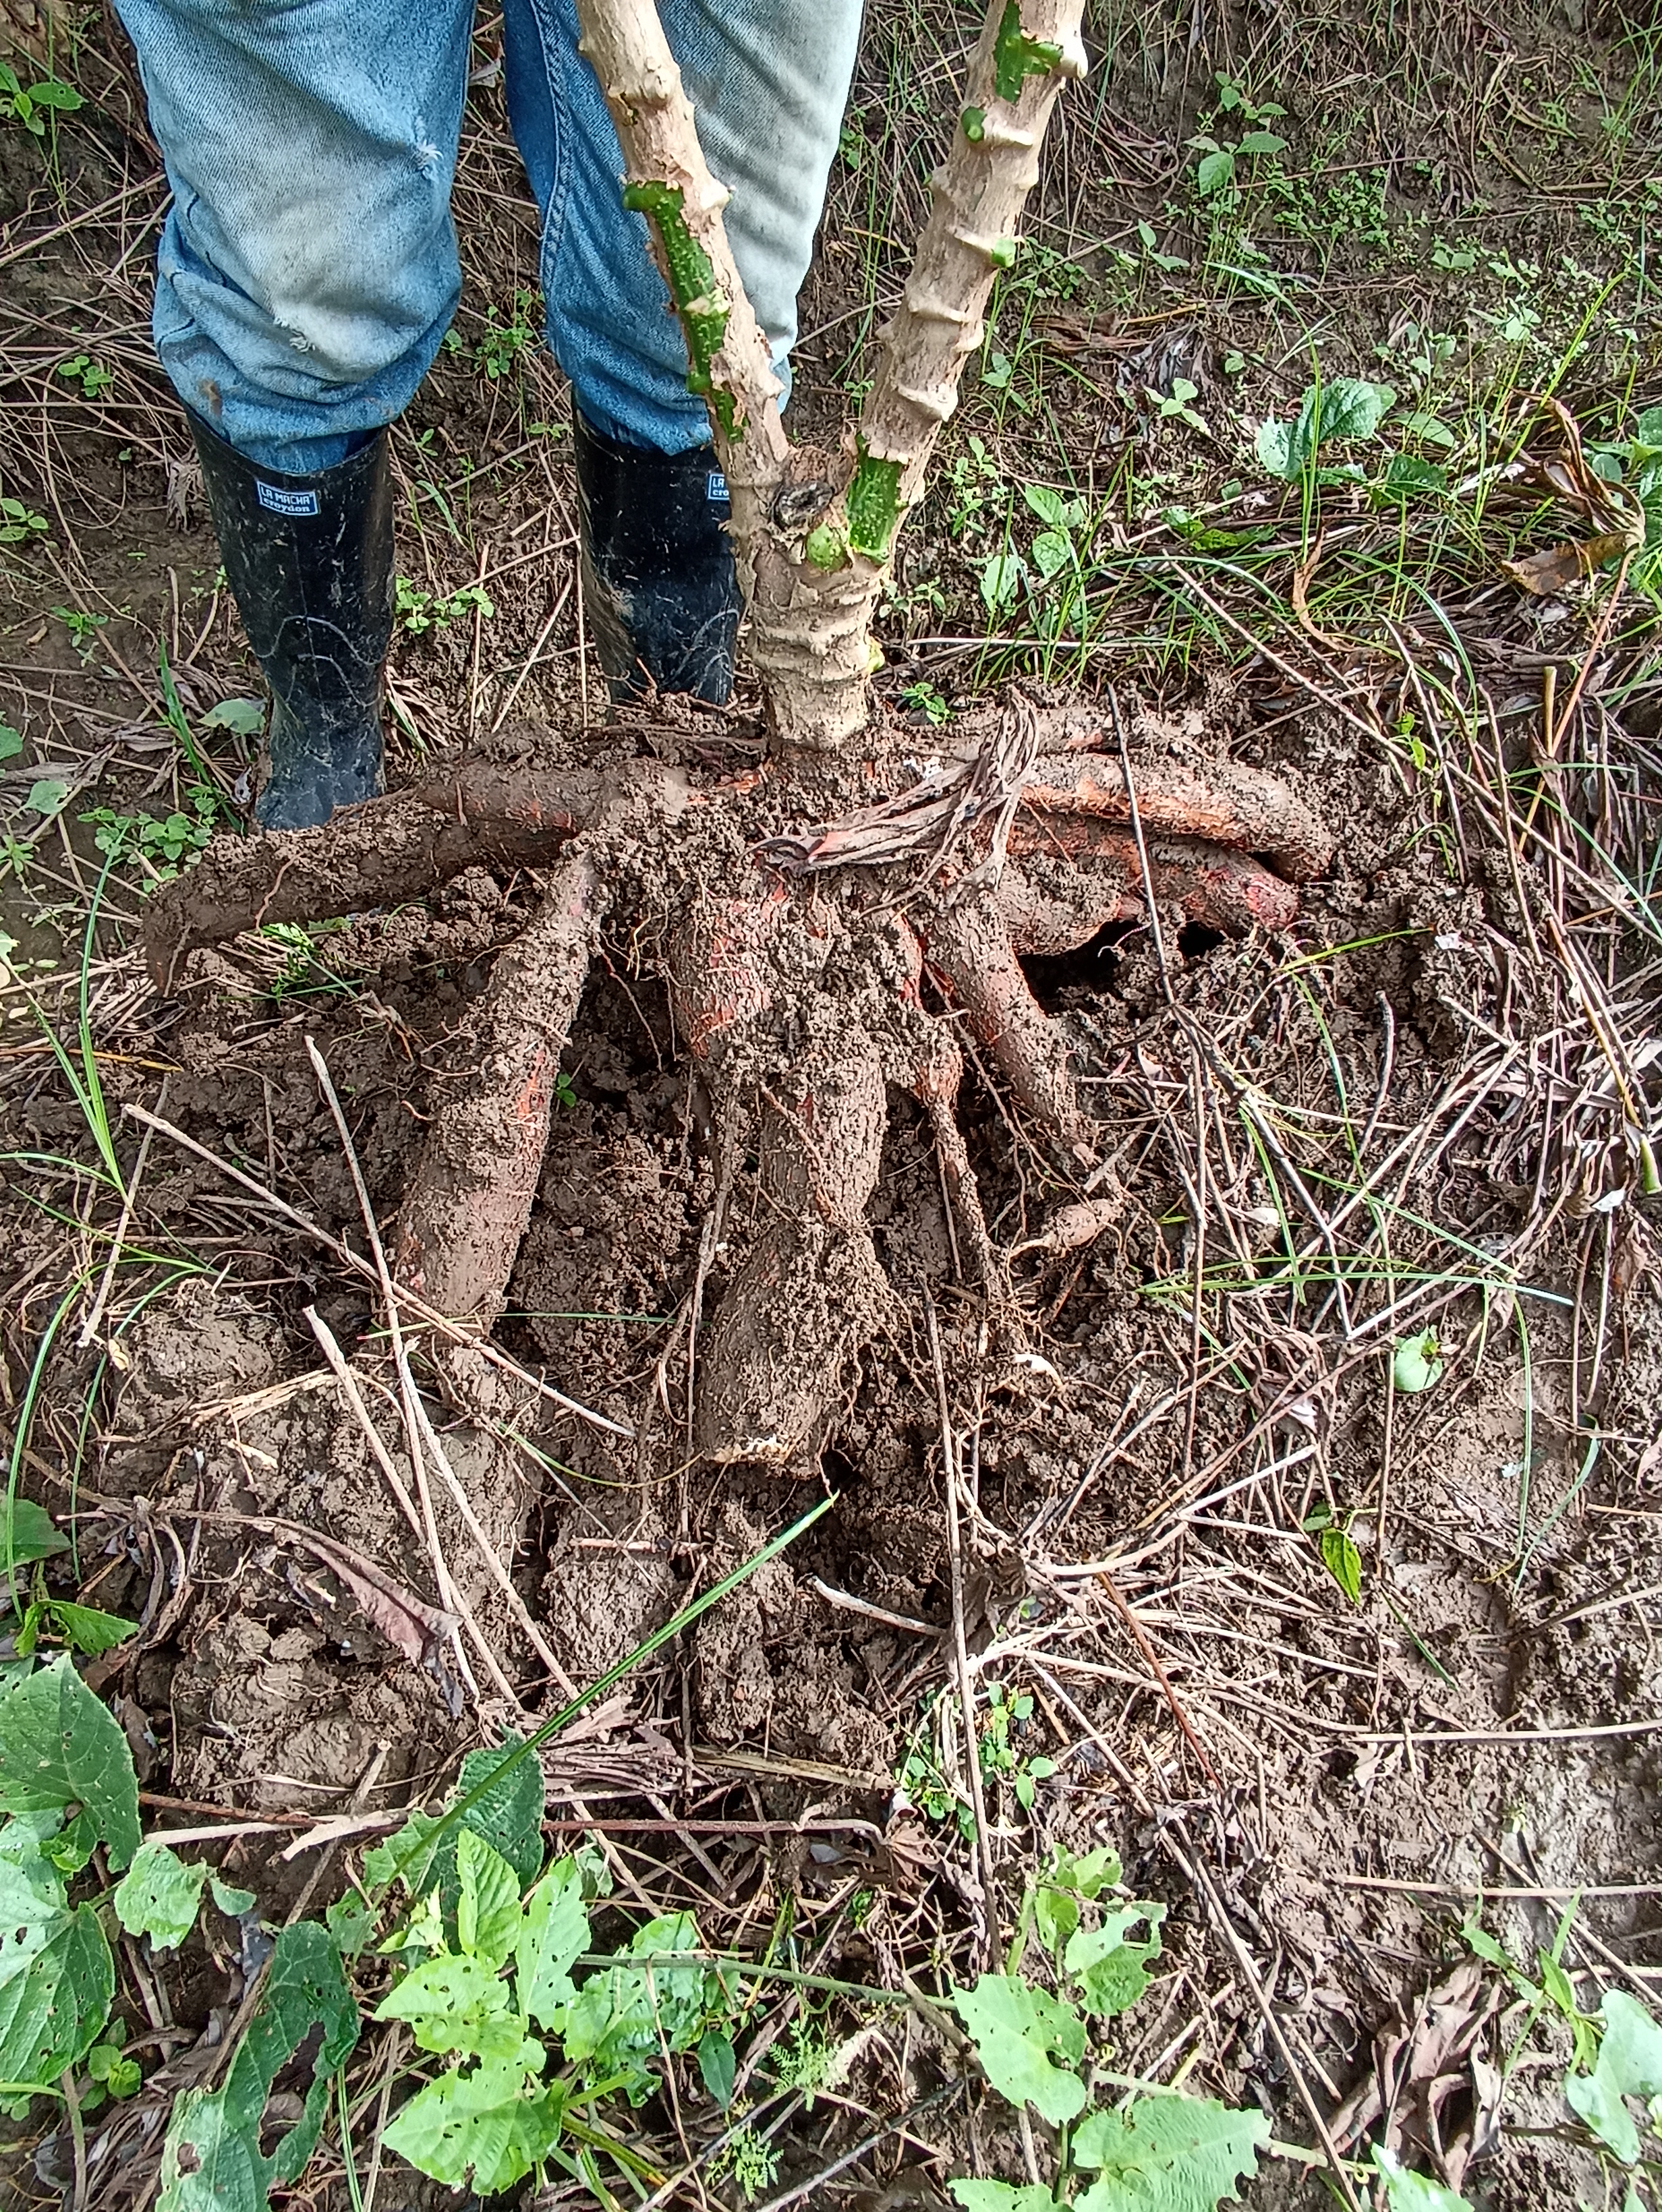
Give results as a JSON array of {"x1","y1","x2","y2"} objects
[{"x1": 112, "y1": 0, "x2": 863, "y2": 473}]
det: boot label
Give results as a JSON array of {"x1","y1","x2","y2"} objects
[
  {"x1": 706, "y1": 471, "x2": 728, "y2": 504},
  {"x1": 256, "y1": 481, "x2": 320, "y2": 517}
]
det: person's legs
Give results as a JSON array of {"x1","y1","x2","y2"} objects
[
  {"x1": 503, "y1": 0, "x2": 863, "y2": 701},
  {"x1": 113, "y1": 0, "x2": 472, "y2": 822},
  {"x1": 115, "y1": 0, "x2": 474, "y2": 471}
]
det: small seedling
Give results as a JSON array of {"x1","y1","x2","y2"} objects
[
  {"x1": 979, "y1": 1682, "x2": 1056, "y2": 1811},
  {"x1": 0, "y1": 496, "x2": 49, "y2": 546},
  {"x1": 51, "y1": 605, "x2": 108, "y2": 664},
  {"x1": 82, "y1": 784, "x2": 221, "y2": 879},
  {"x1": 0, "y1": 58, "x2": 82, "y2": 137},
  {"x1": 1302, "y1": 1501, "x2": 1364, "y2": 1604},
  {"x1": 1255, "y1": 376, "x2": 1396, "y2": 483},
  {"x1": 1392, "y1": 1330, "x2": 1445, "y2": 1393},
  {"x1": 475, "y1": 289, "x2": 541, "y2": 380},
  {"x1": 899, "y1": 677, "x2": 952, "y2": 725},
  {"x1": 396, "y1": 577, "x2": 496, "y2": 635},
  {"x1": 1189, "y1": 74, "x2": 1287, "y2": 197},
  {"x1": 55, "y1": 354, "x2": 113, "y2": 401},
  {"x1": 1147, "y1": 376, "x2": 1209, "y2": 433}
]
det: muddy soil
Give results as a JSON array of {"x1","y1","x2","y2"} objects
[{"x1": 2, "y1": 3, "x2": 1660, "y2": 2206}]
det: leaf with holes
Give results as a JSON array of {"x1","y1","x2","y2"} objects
[
  {"x1": 517, "y1": 1855, "x2": 589, "y2": 2030},
  {"x1": 950, "y1": 1973, "x2": 1086, "y2": 2125},
  {"x1": 157, "y1": 1922, "x2": 358, "y2": 2212},
  {"x1": 0, "y1": 1834, "x2": 114, "y2": 2090},
  {"x1": 1065, "y1": 1903, "x2": 1166, "y2": 2018},
  {"x1": 455, "y1": 1829, "x2": 521, "y2": 1972},
  {"x1": 382, "y1": 2061, "x2": 565, "y2": 2194},
  {"x1": 374, "y1": 1949, "x2": 532, "y2": 2065},
  {"x1": 1074, "y1": 2092, "x2": 1268, "y2": 2209},
  {"x1": 0, "y1": 1655, "x2": 140, "y2": 1869},
  {"x1": 115, "y1": 1842, "x2": 210, "y2": 1952}
]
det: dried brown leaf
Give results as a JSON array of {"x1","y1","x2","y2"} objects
[{"x1": 1503, "y1": 531, "x2": 1635, "y2": 596}]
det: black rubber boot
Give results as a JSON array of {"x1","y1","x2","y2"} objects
[
  {"x1": 188, "y1": 413, "x2": 392, "y2": 829},
  {"x1": 572, "y1": 411, "x2": 739, "y2": 706}
]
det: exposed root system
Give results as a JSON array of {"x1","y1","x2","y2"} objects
[{"x1": 145, "y1": 705, "x2": 1329, "y2": 1462}]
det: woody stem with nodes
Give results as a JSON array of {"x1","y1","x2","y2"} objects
[{"x1": 573, "y1": 0, "x2": 1088, "y2": 753}]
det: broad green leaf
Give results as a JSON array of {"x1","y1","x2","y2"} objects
[
  {"x1": 561, "y1": 1913, "x2": 707, "y2": 2099},
  {"x1": 47, "y1": 1602, "x2": 137, "y2": 1657},
  {"x1": 0, "y1": 1654, "x2": 140, "y2": 1868},
  {"x1": 158, "y1": 1923, "x2": 359, "y2": 2212},
  {"x1": 1564, "y1": 1990, "x2": 1662, "y2": 2162},
  {"x1": 1372, "y1": 2147, "x2": 1473, "y2": 2208},
  {"x1": 1030, "y1": 530, "x2": 1072, "y2": 581},
  {"x1": 517, "y1": 1857, "x2": 589, "y2": 2029},
  {"x1": 115, "y1": 1842, "x2": 210, "y2": 1951},
  {"x1": 979, "y1": 551, "x2": 1027, "y2": 612},
  {"x1": 324, "y1": 1890, "x2": 374, "y2": 1957},
  {"x1": 456, "y1": 1829, "x2": 521, "y2": 1971},
  {"x1": 199, "y1": 698, "x2": 264, "y2": 736},
  {"x1": 0, "y1": 724, "x2": 24, "y2": 763},
  {"x1": 950, "y1": 1974, "x2": 1086, "y2": 2126},
  {"x1": 1074, "y1": 2093, "x2": 1268, "y2": 2209},
  {"x1": 1235, "y1": 129, "x2": 1286, "y2": 153},
  {"x1": 1377, "y1": 455, "x2": 1448, "y2": 500},
  {"x1": 1066, "y1": 1905, "x2": 1165, "y2": 2018},
  {"x1": 1021, "y1": 484, "x2": 1071, "y2": 527},
  {"x1": 698, "y1": 2027, "x2": 736, "y2": 2108},
  {"x1": 40, "y1": 1809, "x2": 96, "y2": 1875},
  {"x1": 1195, "y1": 148, "x2": 1234, "y2": 194},
  {"x1": 452, "y1": 1736, "x2": 544, "y2": 1888},
  {"x1": 1319, "y1": 1525, "x2": 1363, "y2": 1604},
  {"x1": 1, "y1": 1501, "x2": 66, "y2": 1567},
  {"x1": 25, "y1": 780, "x2": 69, "y2": 818},
  {"x1": 1311, "y1": 376, "x2": 1396, "y2": 444},
  {"x1": 368, "y1": 1735, "x2": 546, "y2": 1911},
  {"x1": 374, "y1": 1950, "x2": 530, "y2": 2064},
  {"x1": 382, "y1": 2062, "x2": 564, "y2": 2194},
  {"x1": 1255, "y1": 418, "x2": 1298, "y2": 480},
  {"x1": 1052, "y1": 1845, "x2": 1120, "y2": 1898},
  {"x1": 26, "y1": 82, "x2": 82, "y2": 111},
  {"x1": 363, "y1": 1808, "x2": 443, "y2": 1898},
  {"x1": 950, "y1": 2186, "x2": 1057, "y2": 2211},
  {"x1": 210, "y1": 1877, "x2": 257, "y2": 1919},
  {"x1": 1403, "y1": 412, "x2": 1456, "y2": 447},
  {"x1": 0, "y1": 1844, "x2": 114, "y2": 2089},
  {"x1": 1393, "y1": 1332, "x2": 1444, "y2": 1393}
]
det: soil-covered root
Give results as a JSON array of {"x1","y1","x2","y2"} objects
[
  {"x1": 138, "y1": 755, "x2": 687, "y2": 989},
  {"x1": 394, "y1": 842, "x2": 606, "y2": 1327},
  {"x1": 138, "y1": 716, "x2": 1331, "y2": 1465}
]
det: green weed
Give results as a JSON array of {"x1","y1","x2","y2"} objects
[
  {"x1": 395, "y1": 577, "x2": 496, "y2": 635},
  {"x1": 474, "y1": 289, "x2": 541, "y2": 380},
  {"x1": 53, "y1": 355, "x2": 113, "y2": 401},
  {"x1": 81, "y1": 786, "x2": 220, "y2": 880},
  {"x1": 0, "y1": 59, "x2": 81, "y2": 138},
  {"x1": 0, "y1": 496, "x2": 49, "y2": 547},
  {"x1": 51, "y1": 606, "x2": 106, "y2": 664}
]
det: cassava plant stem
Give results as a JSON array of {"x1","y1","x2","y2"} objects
[{"x1": 571, "y1": 0, "x2": 1085, "y2": 756}]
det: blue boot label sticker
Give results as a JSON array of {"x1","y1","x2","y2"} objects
[
  {"x1": 706, "y1": 471, "x2": 728, "y2": 504},
  {"x1": 256, "y1": 482, "x2": 320, "y2": 517}
]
